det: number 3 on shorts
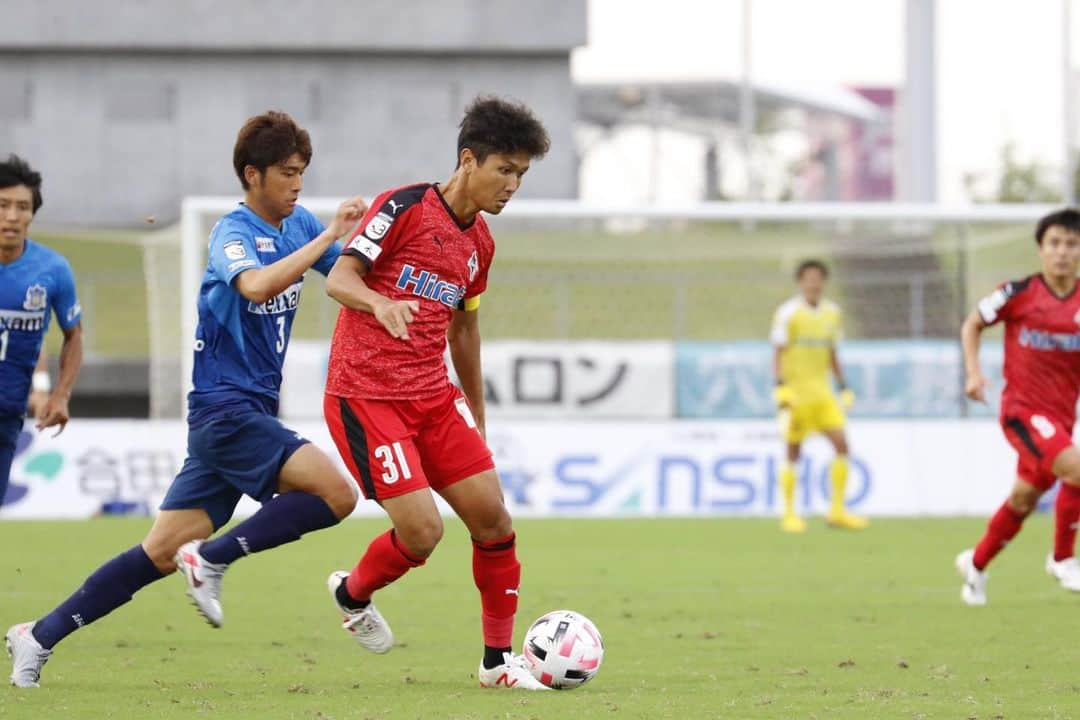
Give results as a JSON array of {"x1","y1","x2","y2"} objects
[
  {"x1": 1031, "y1": 414, "x2": 1056, "y2": 439},
  {"x1": 374, "y1": 442, "x2": 412, "y2": 484}
]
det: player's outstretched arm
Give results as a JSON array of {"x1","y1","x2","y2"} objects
[
  {"x1": 448, "y1": 308, "x2": 485, "y2": 437},
  {"x1": 37, "y1": 322, "x2": 82, "y2": 434},
  {"x1": 235, "y1": 197, "x2": 366, "y2": 304},
  {"x1": 325, "y1": 255, "x2": 419, "y2": 340},
  {"x1": 961, "y1": 309, "x2": 989, "y2": 403}
]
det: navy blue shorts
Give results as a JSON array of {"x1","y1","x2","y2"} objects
[
  {"x1": 159, "y1": 411, "x2": 309, "y2": 529},
  {"x1": 0, "y1": 415, "x2": 23, "y2": 506}
]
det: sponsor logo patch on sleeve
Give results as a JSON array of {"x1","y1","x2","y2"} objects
[
  {"x1": 228, "y1": 259, "x2": 258, "y2": 272},
  {"x1": 224, "y1": 241, "x2": 247, "y2": 260},
  {"x1": 977, "y1": 287, "x2": 1009, "y2": 323},
  {"x1": 348, "y1": 235, "x2": 383, "y2": 262},
  {"x1": 363, "y1": 212, "x2": 395, "y2": 241}
]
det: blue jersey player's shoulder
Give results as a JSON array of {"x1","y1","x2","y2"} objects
[
  {"x1": 288, "y1": 204, "x2": 340, "y2": 277},
  {"x1": 207, "y1": 207, "x2": 263, "y2": 287},
  {"x1": 22, "y1": 239, "x2": 82, "y2": 331}
]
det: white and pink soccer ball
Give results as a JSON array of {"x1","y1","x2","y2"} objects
[{"x1": 522, "y1": 610, "x2": 604, "y2": 690}]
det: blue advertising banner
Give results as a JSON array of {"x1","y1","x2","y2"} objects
[{"x1": 676, "y1": 340, "x2": 1004, "y2": 419}]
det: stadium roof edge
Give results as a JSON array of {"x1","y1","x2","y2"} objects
[{"x1": 576, "y1": 79, "x2": 883, "y2": 127}]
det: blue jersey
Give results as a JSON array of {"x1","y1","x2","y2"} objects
[
  {"x1": 0, "y1": 239, "x2": 82, "y2": 417},
  {"x1": 187, "y1": 204, "x2": 339, "y2": 425}
]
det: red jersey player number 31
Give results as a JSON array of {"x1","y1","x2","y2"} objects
[{"x1": 319, "y1": 97, "x2": 554, "y2": 691}]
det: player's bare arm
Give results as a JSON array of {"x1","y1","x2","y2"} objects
[
  {"x1": 27, "y1": 345, "x2": 50, "y2": 421},
  {"x1": 37, "y1": 321, "x2": 82, "y2": 434},
  {"x1": 325, "y1": 254, "x2": 419, "y2": 340},
  {"x1": 961, "y1": 309, "x2": 989, "y2": 403},
  {"x1": 447, "y1": 307, "x2": 486, "y2": 437},
  {"x1": 234, "y1": 196, "x2": 366, "y2": 304}
]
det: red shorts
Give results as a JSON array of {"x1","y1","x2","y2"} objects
[
  {"x1": 1000, "y1": 405, "x2": 1074, "y2": 490},
  {"x1": 323, "y1": 385, "x2": 494, "y2": 501}
]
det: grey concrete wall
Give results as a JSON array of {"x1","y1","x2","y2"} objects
[
  {"x1": 0, "y1": 0, "x2": 585, "y2": 52},
  {"x1": 0, "y1": 1, "x2": 584, "y2": 226}
]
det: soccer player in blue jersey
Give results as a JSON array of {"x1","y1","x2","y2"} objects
[
  {"x1": 0, "y1": 154, "x2": 83, "y2": 508},
  {"x1": 6, "y1": 112, "x2": 366, "y2": 687}
]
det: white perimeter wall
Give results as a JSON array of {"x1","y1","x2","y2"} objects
[{"x1": 1, "y1": 419, "x2": 1032, "y2": 520}]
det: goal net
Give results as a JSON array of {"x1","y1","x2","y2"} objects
[{"x1": 158, "y1": 199, "x2": 1057, "y2": 419}]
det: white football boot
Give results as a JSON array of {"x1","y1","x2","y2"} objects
[
  {"x1": 955, "y1": 549, "x2": 988, "y2": 606},
  {"x1": 478, "y1": 651, "x2": 549, "y2": 690},
  {"x1": 174, "y1": 540, "x2": 227, "y2": 627},
  {"x1": 1045, "y1": 553, "x2": 1080, "y2": 592},
  {"x1": 6, "y1": 622, "x2": 52, "y2": 688},
  {"x1": 326, "y1": 571, "x2": 394, "y2": 654}
]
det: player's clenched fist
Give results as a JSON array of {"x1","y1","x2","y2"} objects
[
  {"x1": 374, "y1": 299, "x2": 420, "y2": 340},
  {"x1": 327, "y1": 196, "x2": 368, "y2": 238},
  {"x1": 964, "y1": 372, "x2": 988, "y2": 403}
]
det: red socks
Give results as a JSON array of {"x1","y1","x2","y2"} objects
[
  {"x1": 1054, "y1": 483, "x2": 1080, "y2": 562},
  {"x1": 346, "y1": 530, "x2": 425, "y2": 601},
  {"x1": 973, "y1": 502, "x2": 1026, "y2": 570},
  {"x1": 473, "y1": 533, "x2": 520, "y2": 649},
  {"x1": 345, "y1": 529, "x2": 522, "y2": 649}
]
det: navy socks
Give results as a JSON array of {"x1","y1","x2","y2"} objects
[
  {"x1": 199, "y1": 491, "x2": 339, "y2": 566},
  {"x1": 33, "y1": 545, "x2": 164, "y2": 650}
]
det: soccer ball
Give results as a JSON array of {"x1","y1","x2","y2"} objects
[{"x1": 522, "y1": 610, "x2": 604, "y2": 689}]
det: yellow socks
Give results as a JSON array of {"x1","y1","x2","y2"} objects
[
  {"x1": 780, "y1": 462, "x2": 797, "y2": 516},
  {"x1": 829, "y1": 456, "x2": 849, "y2": 516}
]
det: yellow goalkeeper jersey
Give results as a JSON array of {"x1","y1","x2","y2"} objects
[{"x1": 769, "y1": 296, "x2": 842, "y2": 400}]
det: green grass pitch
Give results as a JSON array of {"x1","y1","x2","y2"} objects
[{"x1": 2, "y1": 516, "x2": 1079, "y2": 719}]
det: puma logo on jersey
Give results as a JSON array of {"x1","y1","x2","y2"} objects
[{"x1": 395, "y1": 264, "x2": 466, "y2": 308}]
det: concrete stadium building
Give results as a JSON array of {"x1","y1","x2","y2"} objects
[{"x1": 0, "y1": 0, "x2": 585, "y2": 227}]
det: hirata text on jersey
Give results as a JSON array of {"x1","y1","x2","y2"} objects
[
  {"x1": 1019, "y1": 326, "x2": 1080, "y2": 351},
  {"x1": 395, "y1": 264, "x2": 466, "y2": 308}
]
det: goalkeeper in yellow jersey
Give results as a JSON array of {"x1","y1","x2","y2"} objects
[{"x1": 769, "y1": 260, "x2": 867, "y2": 533}]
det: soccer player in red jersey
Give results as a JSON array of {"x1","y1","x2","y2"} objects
[
  {"x1": 956, "y1": 208, "x2": 1080, "y2": 605},
  {"x1": 322, "y1": 97, "x2": 551, "y2": 689}
]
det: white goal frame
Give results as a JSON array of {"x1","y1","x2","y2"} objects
[{"x1": 177, "y1": 198, "x2": 1060, "y2": 415}]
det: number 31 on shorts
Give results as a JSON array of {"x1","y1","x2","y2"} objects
[{"x1": 374, "y1": 442, "x2": 412, "y2": 484}]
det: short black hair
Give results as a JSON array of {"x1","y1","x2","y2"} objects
[
  {"x1": 457, "y1": 96, "x2": 550, "y2": 166},
  {"x1": 1034, "y1": 208, "x2": 1080, "y2": 244},
  {"x1": 795, "y1": 259, "x2": 829, "y2": 279},
  {"x1": 0, "y1": 154, "x2": 43, "y2": 213},
  {"x1": 233, "y1": 111, "x2": 312, "y2": 190}
]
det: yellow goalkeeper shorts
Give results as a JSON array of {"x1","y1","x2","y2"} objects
[{"x1": 780, "y1": 394, "x2": 846, "y2": 444}]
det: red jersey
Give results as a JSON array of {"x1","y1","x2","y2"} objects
[
  {"x1": 978, "y1": 273, "x2": 1080, "y2": 426},
  {"x1": 326, "y1": 183, "x2": 494, "y2": 400}
]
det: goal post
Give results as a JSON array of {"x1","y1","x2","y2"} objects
[{"x1": 166, "y1": 198, "x2": 1060, "y2": 419}]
